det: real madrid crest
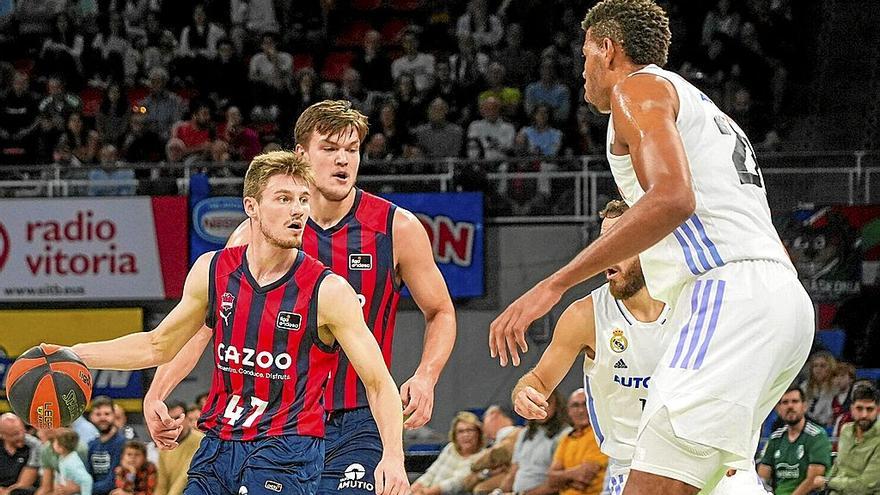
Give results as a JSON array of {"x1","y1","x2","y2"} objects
[{"x1": 610, "y1": 329, "x2": 628, "y2": 353}]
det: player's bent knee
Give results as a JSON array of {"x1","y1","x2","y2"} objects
[{"x1": 623, "y1": 470, "x2": 700, "y2": 495}]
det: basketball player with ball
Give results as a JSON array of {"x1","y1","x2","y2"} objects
[{"x1": 8, "y1": 151, "x2": 409, "y2": 495}]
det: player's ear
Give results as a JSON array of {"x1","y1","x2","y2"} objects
[
  {"x1": 243, "y1": 196, "x2": 259, "y2": 219},
  {"x1": 294, "y1": 143, "x2": 306, "y2": 155},
  {"x1": 602, "y1": 38, "x2": 615, "y2": 67}
]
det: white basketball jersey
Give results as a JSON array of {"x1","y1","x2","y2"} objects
[
  {"x1": 583, "y1": 284, "x2": 673, "y2": 461},
  {"x1": 605, "y1": 64, "x2": 794, "y2": 304}
]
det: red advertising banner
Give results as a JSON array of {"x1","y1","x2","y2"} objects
[{"x1": 0, "y1": 197, "x2": 187, "y2": 300}]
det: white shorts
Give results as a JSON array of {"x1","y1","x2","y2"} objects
[
  {"x1": 607, "y1": 446, "x2": 768, "y2": 495},
  {"x1": 634, "y1": 260, "x2": 814, "y2": 485}
]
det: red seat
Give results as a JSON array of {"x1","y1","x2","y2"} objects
[
  {"x1": 13, "y1": 59, "x2": 35, "y2": 74},
  {"x1": 293, "y1": 53, "x2": 314, "y2": 69},
  {"x1": 127, "y1": 86, "x2": 150, "y2": 107},
  {"x1": 336, "y1": 20, "x2": 373, "y2": 48},
  {"x1": 379, "y1": 18, "x2": 410, "y2": 44},
  {"x1": 352, "y1": 0, "x2": 381, "y2": 10},
  {"x1": 80, "y1": 87, "x2": 103, "y2": 117},
  {"x1": 321, "y1": 51, "x2": 355, "y2": 82}
]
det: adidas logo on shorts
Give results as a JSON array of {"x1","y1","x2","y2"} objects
[{"x1": 613, "y1": 359, "x2": 628, "y2": 369}]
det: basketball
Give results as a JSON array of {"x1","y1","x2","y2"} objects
[{"x1": 5, "y1": 344, "x2": 93, "y2": 429}]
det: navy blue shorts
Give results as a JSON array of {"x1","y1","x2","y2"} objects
[
  {"x1": 185, "y1": 434, "x2": 324, "y2": 495},
  {"x1": 317, "y1": 407, "x2": 383, "y2": 494}
]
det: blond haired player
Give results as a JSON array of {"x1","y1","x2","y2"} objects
[{"x1": 60, "y1": 152, "x2": 409, "y2": 494}]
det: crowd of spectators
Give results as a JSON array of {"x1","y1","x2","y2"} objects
[
  {"x1": 0, "y1": 0, "x2": 799, "y2": 212},
  {"x1": 0, "y1": 394, "x2": 205, "y2": 495}
]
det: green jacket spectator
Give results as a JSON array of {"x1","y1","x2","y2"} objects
[{"x1": 818, "y1": 383, "x2": 880, "y2": 494}]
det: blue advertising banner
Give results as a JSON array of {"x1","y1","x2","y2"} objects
[
  {"x1": 383, "y1": 192, "x2": 484, "y2": 298},
  {"x1": 190, "y1": 195, "x2": 247, "y2": 264},
  {"x1": 187, "y1": 186, "x2": 485, "y2": 298}
]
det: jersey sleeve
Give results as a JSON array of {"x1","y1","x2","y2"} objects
[
  {"x1": 807, "y1": 431, "x2": 833, "y2": 469},
  {"x1": 758, "y1": 438, "x2": 776, "y2": 466}
]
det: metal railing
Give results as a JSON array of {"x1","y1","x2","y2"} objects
[{"x1": 1, "y1": 151, "x2": 877, "y2": 221}]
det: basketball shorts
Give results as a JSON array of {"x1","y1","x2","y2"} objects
[
  {"x1": 317, "y1": 407, "x2": 383, "y2": 494},
  {"x1": 602, "y1": 456, "x2": 768, "y2": 495},
  {"x1": 185, "y1": 434, "x2": 324, "y2": 495},
  {"x1": 633, "y1": 259, "x2": 814, "y2": 488}
]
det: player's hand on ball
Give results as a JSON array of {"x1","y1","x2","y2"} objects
[
  {"x1": 401, "y1": 374, "x2": 434, "y2": 430},
  {"x1": 374, "y1": 455, "x2": 409, "y2": 495},
  {"x1": 143, "y1": 397, "x2": 184, "y2": 450},
  {"x1": 514, "y1": 386, "x2": 549, "y2": 420},
  {"x1": 490, "y1": 279, "x2": 563, "y2": 366}
]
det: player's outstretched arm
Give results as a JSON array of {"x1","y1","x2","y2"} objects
[
  {"x1": 318, "y1": 274, "x2": 409, "y2": 495},
  {"x1": 143, "y1": 326, "x2": 212, "y2": 450},
  {"x1": 393, "y1": 208, "x2": 456, "y2": 429},
  {"x1": 512, "y1": 296, "x2": 594, "y2": 420},
  {"x1": 490, "y1": 74, "x2": 694, "y2": 367},
  {"x1": 143, "y1": 221, "x2": 249, "y2": 449},
  {"x1": 70, "y1": 252, "x2": 213, "y2": 370}
]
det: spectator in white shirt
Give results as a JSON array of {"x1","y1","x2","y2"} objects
[
  {"x1": 466, "y1": 96, "x2": 514, "y2": 161},
  {"x1": 391, "y1": 29, "x2": 435, "y2": 92},
  {"x1": 456, "y1": 0, "x2": 503, "y2": 50}
]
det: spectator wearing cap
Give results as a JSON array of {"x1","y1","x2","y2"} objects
[
  {"x1": 413, "y1": 98, "x2": 463, "y2": 159},
  {"x1": 0, "y1": 413, "x2": 41, "y2": 495},
  {"x1": 391, "y1": 30, "x2": 435, "y2": 93},
  {"x1": 141, "y1": 68, "x2": 183, "y2": 141},
  {"x1": 813, "y1": 383, "x2": 880, "y2": 494}
]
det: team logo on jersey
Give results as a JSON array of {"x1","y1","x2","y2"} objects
[
  {"x1": 264, "y1": 481, "x2": 282, "y2": 492},
  {"x1": 797, "y1": 445, "x2": 804, "y2": 459},
  {"x1": 220, "y1": 292, "x2": 235, "y2": 325},
  {"x1": 613, "y1": 359, "x2": 628, "y2": 369},
  {"x1": 610, "y1": 329, "x2": 628, "y2": 353},
  {"x1": 238, "y1": 486, "x2": 248, "y2": 495},
  {"x1": 338, "y1": 463, "x2": 373, "y2": 491},
  {"x1": 276, "y1": 311, "x2": 302, "y2": 331},
  {"x1": 349, "y1": 254, "x2": 373, "y2": 270}
]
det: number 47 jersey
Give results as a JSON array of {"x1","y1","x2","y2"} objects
[
  {"x1": 199, "y1": 245, "x2": 337, "y2": 441},
  {"x1": 606, "y1": 64, "x2": 794, "y2": 305}
]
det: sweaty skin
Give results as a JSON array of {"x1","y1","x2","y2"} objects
[{"x1": 489, "y1": 31, "x2": 694, "y2": 368}]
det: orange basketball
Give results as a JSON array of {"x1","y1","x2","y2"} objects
[{"x1": 5, "y1": 344, "x2": 93, "y2": 429}]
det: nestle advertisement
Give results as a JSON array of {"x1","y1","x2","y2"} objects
[
  {"x1": 190, "y1": 192, "x2": 485, "y2": 298},
  {"x1": 775, "y1": 205, "x2": 880, "y2": 302},
  {"x1": 0, "y1": 197, "x2": 187, "y2": 301},
  {"x1": 384, "y1": 192, "x2": 485, "y2": 298}
]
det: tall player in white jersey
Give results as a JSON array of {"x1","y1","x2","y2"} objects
[
  {"x1": 511, "y1": 201, "x2": 767, "y2": 495},
  {"x1": 490, "y1": 1, "x2": 814, "y2": 493}
]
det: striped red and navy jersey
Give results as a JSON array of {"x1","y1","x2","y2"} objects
[
  {"x1": 302, "y1": 188, "x2": 402, "y2": 412},
  {"x1": 199, "y1": 245, "x2": 337, "y2": 440}
]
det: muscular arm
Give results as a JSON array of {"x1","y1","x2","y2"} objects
[
  {"x1": 547, "y1": 75, "x2": 694, "y2": 290},
  {"x1": 394, "y1": 209, "x2": 457, "y2": 428},
  {"x1": 791, "y1": 464, "x2": 825, "y2": 495},
  {"x1": 71, "y1": 252, "x2": 213, "y2": 369},
  {"x1": 512, "y1": 296, "x2": 594, "y2": 419},
  {"x1": 146, "y1": 219, "x2": 250, "y2": 399},
  {"x1": 491, "y1": 74, "x2": 694, "y2": 366},
  {"x1": 318, "y1": 274, "x2": 407, "y2": 488}
]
